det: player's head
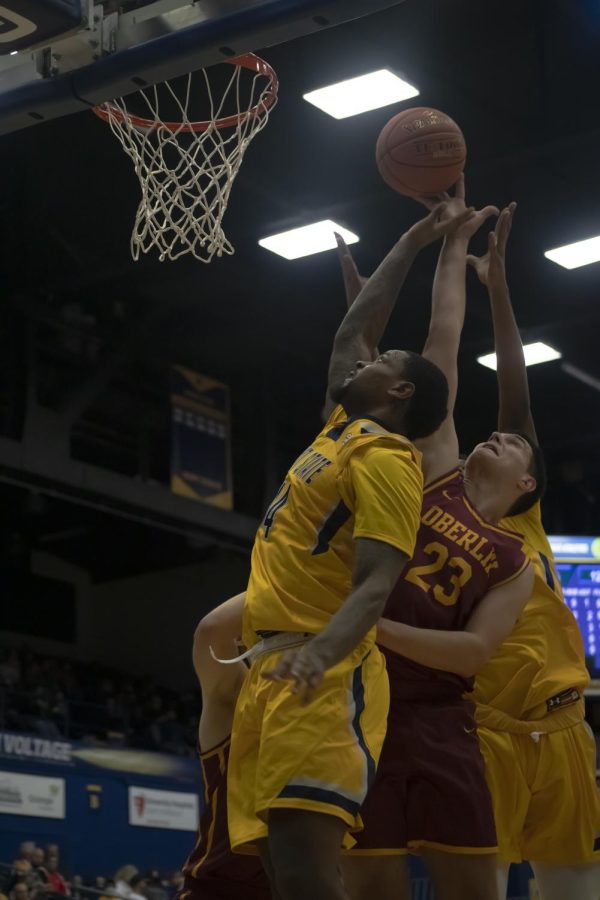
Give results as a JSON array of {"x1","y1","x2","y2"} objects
[
  {"x1": 465, "y1": 431, "x2": 546, "y2": 516},
  {"x1": 335, "y1": 349, "x2": 448, "y2": 440}
]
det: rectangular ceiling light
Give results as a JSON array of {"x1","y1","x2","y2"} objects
[
  {"x1": 303, "y1": 69, "x2": 419, "y2": 119},
  {"x1": 477, "y1": 342, "x2": 562, "y2": 371},
  {"x1": 258, "y1": 220, "x2": 359, "y2": 260},
  {"x1": 544, "y1": 235, "x2": 600, "y2": 269}
]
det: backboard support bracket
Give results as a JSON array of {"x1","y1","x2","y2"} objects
[{"x1": 0, "y1": 0, "x2": 407, "y2": 136}]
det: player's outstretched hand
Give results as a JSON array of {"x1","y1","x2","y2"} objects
[
  {"x1": 407, "y1": 196, "x2": 475, "y2": 251},
  {"x1": 414, "y1": 175, "x2": 498, "y2": 242},
  {"x1": 263, "y1": 642, "x2": 326, "y2": 704},
  {"x1": 467, "y1": 202, "x2": 516, "y2": 287}
]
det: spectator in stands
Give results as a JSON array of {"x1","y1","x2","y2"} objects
[
  {"x1": 142, "y1": 872, "x2": 165, "y2": 900},
  {"x1": 68, "y1": 877, "x2": 82, "y2": 900},
  {"x1": 166, "y1": 874, "x2": 183, "y2": 900},
  {"x1": 0, "y1": 646, "x2": 200, "y2": 752},
  {"x1": 10, "y1": 882, "x2": 31, "y2": 900},
  {"x1": 12, "y1": 843, "x2": 35, "y2": 876},
  {"x1": 114, "y1": 867, "x2": 137, "y2": 899},
  {"x1": 127, "y1": 877, "x2": 145, "y2": 900},
  {"x1": 44, "y1": 855, "x2": 68, "y2": 896},
  {"x1": 28, "y1": 850, "x2": 47, "y2": 894},
  {"x1": 0, "y1": 649, "x2": 20, "y2": 686}
]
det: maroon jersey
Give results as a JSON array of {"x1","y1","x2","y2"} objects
[
  {"x1": 179, "y1": 737, "x2": 270, "y2": 900},
  {"x1": 383, "y1": 469, "x2": 528, "y2": 699}
]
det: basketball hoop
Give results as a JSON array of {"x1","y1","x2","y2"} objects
[{"x1": 93, "y1": 54, "x2": 278, "y2": 263}]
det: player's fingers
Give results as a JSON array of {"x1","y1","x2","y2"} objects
[
  {"x1": 499, "y1": 205, "x2": 515, "y2": 248},
  {"x1": 488, "y1": 231, "x2": 498, "y2": 253},
  {"x1": 300, "y1": 671, "x2": 322, "y2": 705},
  {"x1": 479, "y1": 205, "x2": 500, "y2": 221},
  {"x1": 263, "y1": 650, "x2": 296, "y2": 681},
  {"x1": 465, "y1": 254, "x2": 478, "y2": 268},
  {"x1": 447, "y1": 206, "x2": 475, "y2": 231},
  {"x1": 262, "y1": 663, "x2": 288, "y2": 681},
  {"x1": 454, "y1": 173, "x2": 465, "y2": 200}
]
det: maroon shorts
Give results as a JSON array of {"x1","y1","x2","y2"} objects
[
  {"x1": 178, "y1": 864, "x2": 270, "y2": 900},
  {"x1": 351, "y1": 694, "x2": 497, "y2": 854}
]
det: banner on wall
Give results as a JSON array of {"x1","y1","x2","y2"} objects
[
  {"x1": 0, "y1": 730, "x2": 198, "y2": 783},
  {"x1": 0, "y1": 731, "x2": 72, "y2": 764},
  {"x1": 128, "y1": 786, "x2": 199, "y2": 831},
  {"x1": 0, "y1": 770, "x2": 65, "y2": 819},
  {"x1": 170, "y1": 365, "x2": 232, "y2": 510}
]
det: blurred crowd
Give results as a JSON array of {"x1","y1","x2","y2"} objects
[
  {"x1": 0, "y1": 844, "x2": 184, "y2": 900},
  {"x1": 0, "y1": 647, "x2": 199, "y2": 755}
]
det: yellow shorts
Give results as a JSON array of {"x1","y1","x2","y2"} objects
[
  {"x1": 227, "y1": 640, "x2": 389, "y2": 851},
  {"x1": 478, "y1": 721, "x2": 600, "y2": 865}
]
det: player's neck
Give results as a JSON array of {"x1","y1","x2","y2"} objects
[
  {"x1": 462, "y1": 472, "x2": 508, "y2": 525},
  {"x1": 347, "y1": 404, "x2": 407, "y2": 437}
]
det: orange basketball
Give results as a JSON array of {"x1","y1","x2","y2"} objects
[{"x1": 376, "y1": 107, "x2": 466, "y2": 198}]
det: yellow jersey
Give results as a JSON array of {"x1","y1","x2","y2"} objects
[
  {"x1": 474, "y1": 502, "x2": 589, "y2": 721},
  {"x1": 242, "y1": 406, "x2": 423, "y2": 648}
]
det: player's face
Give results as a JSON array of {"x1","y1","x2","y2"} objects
[
  {"x1": 339, "y1": 350, "x2": 414, "y2": 411},
  {"x1": 468, "y1": 431, "x2": 535, "y2": 488}
]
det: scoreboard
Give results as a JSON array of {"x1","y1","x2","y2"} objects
[{"x1": 549, "y1": 535, "x2": 600, "y2": 676}]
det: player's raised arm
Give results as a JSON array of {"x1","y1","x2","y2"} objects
[
  {"x1": 376, "y1": 562, "x2": 533, "y2": 678},
  {"x1": 417, "y1": 177, "x2": 498, "y2": 482},
  {"x1": 467, "y1": 203, "x2": 537, "y2": 443},
  {"x1": 334, "y1": 232, "x2": 368, "y2": 312},
  {"x1": 192, "y1": 593, "x2": 247, "y2": 749},
  {"x1": 327, "y1": 203, "x2": 476, "y2": 405}
]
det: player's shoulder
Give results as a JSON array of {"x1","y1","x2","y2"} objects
[
  {"x1": 423, "y1": 467, "x2": 462, "y2": 499},
  {"x1": 337, "y1": 416, "x2": 421, "y2": 469},
  {"x1": 502, "y1": 500, "x2": 543, "y2": 536}
]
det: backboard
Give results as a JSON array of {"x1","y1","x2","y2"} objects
[{"x1": 0, "y1": 0, "x2": 407, "y2": 136}]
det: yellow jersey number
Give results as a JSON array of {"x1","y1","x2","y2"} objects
[
  {"x1": 404, "y1": 540, "x2": 473, "y2": 607},
  {"x1": 261, "y1": 482, "x2": 351, "y2": 557}
]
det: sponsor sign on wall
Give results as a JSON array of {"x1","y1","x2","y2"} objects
[
  {"x1": 128, "y1": 786, "x2": 199, "y2": 832},
  {"x1": 0, "y1": 770, "x2": 65, "y2": 818}
]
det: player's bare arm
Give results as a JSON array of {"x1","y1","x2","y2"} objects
[
  {"x1": 335, "y1": 231, "x2": 368, "y2": 312},
  {"x1": 265, "y1": 537, "x2": 409, "y2": 702},
  {"x1": 193, "y1": 592, "x2": 247, "y2": 749},
  {"x1": 416, "y1": 177, "x2": 498, "y2": 482},
  {"x1": 327, "y1": 203, "x2": 475, "y2": 404},
  {"x1": 376, "y1": 562, "x2": 534, "y2": 678},
  {"x1": 467, "y1": 203, "x2": 537, "y2": 443}
]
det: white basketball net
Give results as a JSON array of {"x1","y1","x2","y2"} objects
[{"x1": 94, "y1": 55, "x2": 277, "y2": 263}]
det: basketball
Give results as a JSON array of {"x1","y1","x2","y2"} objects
[{"x1": 376, "y1": 107, "x2": 466, "y2": 198}]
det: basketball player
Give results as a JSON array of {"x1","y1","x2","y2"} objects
[
  {"x1": 333, "y1": 184, "x2": 539, "y2": 900},
  {"x1": 176, "y1": 593, "x2": 270, "y2": 900},
  {"x1": 226, "y1": 204, "x2": 470, "y2": 900},
  {"x1": 466, "y1": 205, "x2": 600, "y2": 900}
]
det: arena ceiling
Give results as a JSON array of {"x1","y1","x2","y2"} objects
[{"x1": 0, "y1": 0, "x2": 599, "y2": 577}]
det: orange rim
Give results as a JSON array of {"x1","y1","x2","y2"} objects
[{"x1": 92, "y1": 53, "x2": 278, "y2": 133}]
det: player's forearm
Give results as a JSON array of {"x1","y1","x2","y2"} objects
[
  {"x1": 488, "y1": 274, "x2": 535, "y2": 436},
  {"x1": 339, "y1": 233, "x2": 418, "y2": 346},
  {"x1": 422, "y1": 236, "x2": 468, "y2": 401},
  {"x1": 376, "y1": 618, "x2": 486, "y2": 679},
  {"x1": 309, "y1": 582, "x2": 392, "y2": 671}
]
